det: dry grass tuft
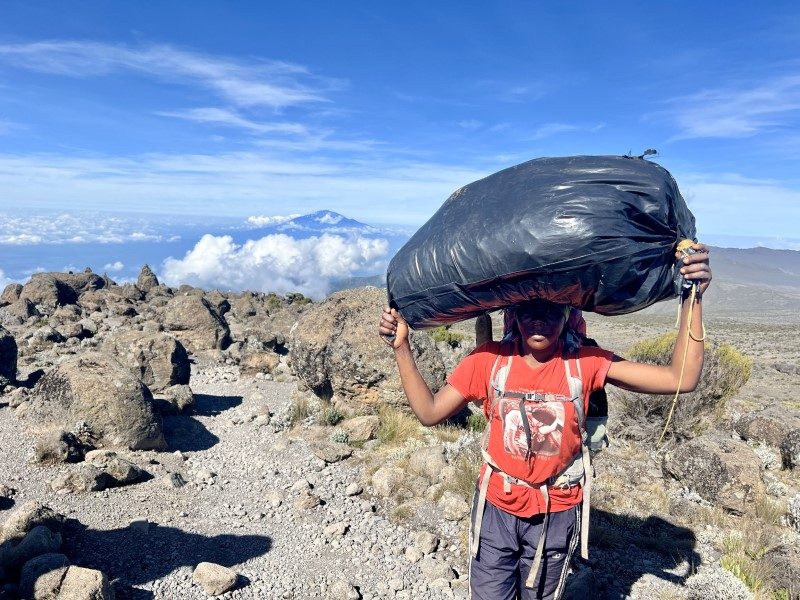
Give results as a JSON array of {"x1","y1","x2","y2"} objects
[
  {"x1": 377, "y1": 406, "x2": 423, "y2": 446},
  {"x1": 442, "y1": 449, "x2": 481, "y2": 501}
]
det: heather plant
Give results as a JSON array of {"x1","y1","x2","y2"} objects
[{"x1": 613, "y1": 332, "x2": 753, "y2": 442}]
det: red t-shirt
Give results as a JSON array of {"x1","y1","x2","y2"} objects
[{"x1": 448, "y1": 341, "x2": 613, "y2": 518}]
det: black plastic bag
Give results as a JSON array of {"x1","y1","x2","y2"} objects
[{"x1": 387, "y1": 155, "x2": 696, "y2": 329}]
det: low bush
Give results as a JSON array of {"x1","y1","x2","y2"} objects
[
  {"x1": 613, "y1": 332, "x2": 752, "y2": 443},
  {"x1": 318, "y1": 404, "x2": 344, "y2": 426},
  {"x1": 431, "y1": 325, "x2": 465, "y2": 348}
]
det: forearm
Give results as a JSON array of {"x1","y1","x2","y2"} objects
[
  {"x1": 393, "y1": 342, "x2": 438, "y2": 425},
  {"x1": 669, "y1": 293, "x2": 704, "y2": 390}
]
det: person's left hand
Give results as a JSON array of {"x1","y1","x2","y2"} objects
[{"x1": 676, "y1": 242, "x2": 712, "y2": 294}]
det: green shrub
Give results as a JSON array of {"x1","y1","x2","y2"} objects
[
  {"x1": 318, "y1": 405, "x2": 344, "y2": 426},
  {"x1": 616, "y1": 333, "x2": 753, "y2": 443},
  {"x1": 329, "y1": 429, "x2": 349, "y2": 444},
  {"x1": 430, "y1": 325, "x2": 465, "y2": 348},
  {"x1": 466, "y1": 412, "x2": 487, "y2": 433},
  {"x1": 285, "y1": 292, "x2": 312, "y2": 305}
]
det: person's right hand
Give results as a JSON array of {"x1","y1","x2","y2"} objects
[{"x1": 379, "y1": 306, "x2": 409, "y2": 349}]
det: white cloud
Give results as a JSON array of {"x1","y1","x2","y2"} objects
[
  {"x1": 0, "y1": 152, "x2": 489, "y2": 226},
  {"x1": 0, "y1": 213, "x2": 176, "y2": 245},
  {"x1": 0, "y1": 269, "x2": 12, "y2": 289},
  {"x1": 530, "y1": 122, "x2": 580, "y2": 140},
  {"x1": 663, "y1": 74, "x2": 800, "y2": 139},
  {"x1": 161, "y1": 232, "x2": 389, "y2": 298},
  {"x1": 103, "y1": 261, "x2": 124, "y2": 272},
  {"x1": 157, "y1": 108, "x2": 309, "y2": 136},
  {"x1": 246, "y1": 214, "x2": 301, "y2": 227},
  {"x1": 0, "y1": 41, "x2": 334, "y2": 109}
]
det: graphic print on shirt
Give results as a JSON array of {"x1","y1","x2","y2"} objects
[{"x1": 499, "y1": 395, "x2": 567, "y2": 457}]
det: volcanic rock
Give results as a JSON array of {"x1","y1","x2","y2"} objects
[
  {"x1": 163, "y1": 295, "x2": 231, "y2": 353},
  {"x1": 24, "y1": 352, "x2": 166, "y2": 451},
  {"x1": 104, "y1": 330, "x2": 190, "y2": 392},
  {"x1": 290, "y1": 287, "x2": 446, "y2": 410},
  {"x1": 663, "y1": 432, "x2": 765, "y2": 514}
]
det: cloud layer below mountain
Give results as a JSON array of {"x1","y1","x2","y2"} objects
[{"x1": 161, "y1": 232, "x2": 389, "y2": 298}]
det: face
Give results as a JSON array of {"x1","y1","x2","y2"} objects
[{"x1": 514, "y1": 300, "x2": 568, "y2": 352}]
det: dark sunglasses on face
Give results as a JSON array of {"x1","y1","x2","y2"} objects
[{"x1": 515, "y1": 301, "x2": 568, "y2": 323}]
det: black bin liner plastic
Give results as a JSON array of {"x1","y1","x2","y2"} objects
[{"x1": 387, "y1": 155, "x2": 696, "y2": 329}]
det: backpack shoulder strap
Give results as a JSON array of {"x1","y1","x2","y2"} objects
[{"x1": 563, "y1": 349, "x2": 593, "y2": 561}]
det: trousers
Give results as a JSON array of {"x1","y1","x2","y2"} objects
[{"x1": 469, "y1": 494, "x2": 580, "y2": 600}]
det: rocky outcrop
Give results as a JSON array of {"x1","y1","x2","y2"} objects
[
  {"x1": 19, "y1": 272, "x2": 107, "y2": 313},
  {"x1": 0, "y1": 283, "x2": 22, "y2": 307},
  {"x1": 104, "y1": 330, "x2": 190, "y2": 392},
  {"x1": 137, "y1": 265, "x2": 159, "y2": 292},
  {"x1": 24, "y1": 352, "x2": 166, "y2": 451},
  {"x1": 164, "y1": 295, "x2": 231, "y2": 353},
  {"x1": 733, "y1": 407, "x2": 800, "y2": 449},
  {"x1": 662, "y1": 432, "x2": 765, "y2": 515},
  {"x1": 0, "y1": 326, "x2": 17, "y2": 383},
  {"x1": 290, "y1": 287, "x2": 446, "y2": 410}
]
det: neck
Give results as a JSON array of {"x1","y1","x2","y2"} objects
[{"x1": 519, "y1": 339, "x2": 561, "y2": 365}]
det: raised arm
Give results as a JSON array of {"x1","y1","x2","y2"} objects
[
  {"x1": 606, "y1": 243, "x2": 712, "y2": 394},
  {"x1": 379, "y1": 306, "x2": 469, "y2": 426}
]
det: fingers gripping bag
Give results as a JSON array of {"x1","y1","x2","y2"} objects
[{"x1": 386, "y1": 155, "x2": 696, "y2": 329}]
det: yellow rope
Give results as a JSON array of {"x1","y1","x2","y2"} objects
[
  {"x1": 658, "y1": 285, "x2": 696, "y2": 446},
  {"x1": 658, "y1": 241, "x2": 707, "y2": 447}
]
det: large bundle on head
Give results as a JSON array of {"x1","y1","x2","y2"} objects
[{"x1": 387, "y1": 155, "x2": 696, "y2": 329}]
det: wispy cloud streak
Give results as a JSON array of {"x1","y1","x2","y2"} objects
[
  {"x1": 664, "y1": 75, "x2": 800, "y2": 139},
  {"x1": 0, "y1": 41, "x2": 335, "y2": 109}
]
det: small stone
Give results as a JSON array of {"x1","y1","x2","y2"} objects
[
  {"x1": 323, "y1": 522, "x2": 348, "y2": 538},
  {"x1": 438, "y1": 491, "x2": 470, "y2": 521},
  {"x1": 294, "y1": 491, "x2": 321, "y2": 511},
  {"x1": 413, "y1": 530, "x2": 439, "y2": 555},
  {"x1": 344, "y1": 482, "x2": 363, "y2": 496},
  {"x1": 162, "y1": 472, "x2": 188, "y2": 489},
  {"x1": 404, "y1": 546, "x2": 423, "y2": 563},
  {"x1": 192, "y1": 562, "x2": 238, "y2": 596},
  {"x1": 329, "y1": 578, "x2": 360, "y2": 599},
  {"x1": 388, "y1": 578, "x2": 404, "y2": 591},
  {"x1": 59, "y1": 565, "x2": 114, "y2": 599}
]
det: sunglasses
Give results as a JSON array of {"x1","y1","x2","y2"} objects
[{"x1": 514, "y1": 301, "x2": 569, "y2": 323}]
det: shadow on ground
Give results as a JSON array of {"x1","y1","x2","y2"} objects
[
  {"x1": 191, "y1": 394, "x2": 243, "y2": 417},
  {"x1": 562, "y1": 509, "x2": 699, "y2": 600},
  {"x1": 62, "y1": 519, "x2": 271, "y2": 599},
  {"x1": 161, "y1": 394, "x2": 243, "y2": 452}
]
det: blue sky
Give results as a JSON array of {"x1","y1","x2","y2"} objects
[{"x1": 1, "y1": 1, "x2": 799, "y2": 292}]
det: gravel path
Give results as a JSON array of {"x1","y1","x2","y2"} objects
[{"x1": 0, "y1": 363, "x2": 468, "y2": 599}]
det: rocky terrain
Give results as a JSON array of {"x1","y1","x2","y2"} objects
[{"x1": 0, "y1": 265, "x2": 799, "y2": 599}]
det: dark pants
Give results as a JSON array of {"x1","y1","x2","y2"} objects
[{"x1": 470, "y1": 496, "x2": 580, "y2": 600}]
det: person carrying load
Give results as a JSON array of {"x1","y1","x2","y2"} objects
[{"x1": 378, "y1": 245, "x2": 711, "y2": 600}]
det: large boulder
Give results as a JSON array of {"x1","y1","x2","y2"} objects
[
  {"x1": 289, "y1": 287, "x2": 446, "y2": 410},
  {"x1": 19, "y1": 272, "x2": 106, "y2": 313},
  {"x1": 24, "y1": 352, "x2": 166, "y2": 450},
  {"x1": 0, "y1": 326, "x2": 17, "y2": 382},
  {"x1": 163, "y1": 295, "x2": 231, "y2": 353},
  {"x1": 0, "y1": 283, "x2": 22, "y2": 307},
  {"x1": 104, "y1": 331, "x2": 190, "y2": 392},
  {"x1": 663, "y1": 432, "x2": 765, "y2": 515}
]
